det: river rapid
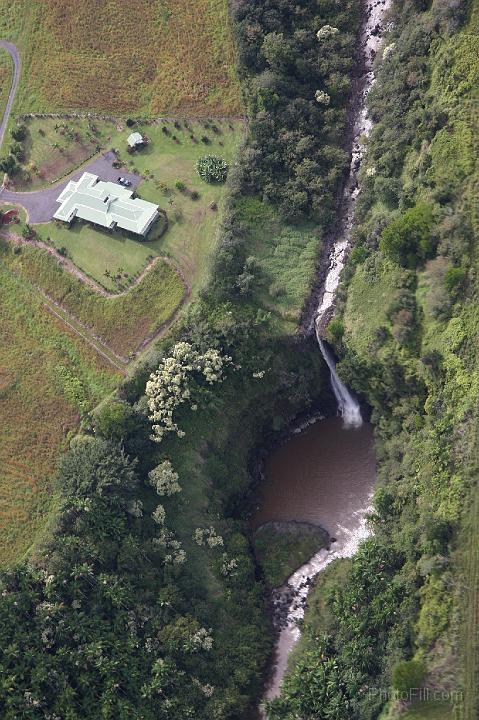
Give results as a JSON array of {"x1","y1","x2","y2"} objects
[{"x1": 254, "y1": 0, "x2": 392, "y2": 705}]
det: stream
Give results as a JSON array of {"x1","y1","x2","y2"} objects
[{"x1": 254, "y1": 0, "x2": 392, "y2": 706}]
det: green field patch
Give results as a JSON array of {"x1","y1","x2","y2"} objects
[
  {"x1": 0, "y1": 0, "x2": 241, "y2": 117},
  {"x1": 0, "y1": 46, "x2": 12, "y2": 122},
  {"x1": 344, "y1": 254, "x2": 405, "y2": 357},
  {"x1": 37, "y1": 221, "x2": 157, "y2": 292},
  {"x1": 236, "y1": 196, "x2": 320, "y2": 327},
  {"x1": 5, "y1": 243, "x2": 185, "y2": 356},
  {"x1": 395, "y1": 700, "x2": 454, "y2": 720},
  {"x1": 0, "y1": 256, "x2": 119, "y2": 565}
]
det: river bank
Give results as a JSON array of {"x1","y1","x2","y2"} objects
[
  {"x1": 255, "y1": 0, "x2": 392, "y2": 705},
  {"x1": 253, "y1": 417, "x2": 376, "y2": 700}
]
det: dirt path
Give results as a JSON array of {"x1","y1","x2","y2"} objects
[
  {"x1": 2, "y1": 231, "x2": 191, "y2": 368},
  {"x1": 0, "y1": 41, "x2": 20, "y2": 151},
  {"x1": 4, "y1": 230, "x2": 189, "y2": 299}
]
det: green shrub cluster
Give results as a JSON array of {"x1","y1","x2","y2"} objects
[{"x1": 196, "y1": 155, "x2": 229, "y2": 183}]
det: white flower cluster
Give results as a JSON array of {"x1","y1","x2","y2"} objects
[
  {"x1": 252, "y1": 370, "x2": 265, "y2": 379},
  {"x1": 382, "y1": 42, "x2": 396, "y2": 60},
  {"x1": 152, "y1": 504, "x2": 166, "y2": 525},
  {"x1": 316, "y1": 24, "x2": 339, "y2": 40},
  {"x1": 148, "y1": 460, "x2": 182, "y2": 496},
  {"x1": 221, "y1": 553, "x2": 239, "y2": 577},
  {"x1": 193, "y1": 678, "x2": 215, "y2": 697},
  {"x1": 127, "y1": 499, "x2": 144, "y2": 517},
  {"x1": 194, "y1": 526, "x2": 224, "y2": 548},
  {"x1": 153, "y1": 528, "x2": 187, "y2": 565},
  {"x1": 315, "y1": 89, "x2": 331, "y2": 106},
  {"x1": 191, "y1": 627, "x2": 213, "y2": 651},
  {"x1": 146, "y1": 342, "x2": 232, "y2": 442}
]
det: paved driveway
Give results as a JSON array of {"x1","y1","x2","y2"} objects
[{"x1": 0, "y1": 151, "x2": 143, "y2": 223}]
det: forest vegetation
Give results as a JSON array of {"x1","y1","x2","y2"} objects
[
  {"x1": 0, "y1": 0, "x2": 477, "y2": 718},
  {"x1": 267, "y1": 1, "x2": 478, "y2": 719}
]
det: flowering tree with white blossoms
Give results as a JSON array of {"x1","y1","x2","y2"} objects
[
  {"x1": 146, "y1": 342, "x2": 232, "y2": 443},
  {"x1": 148, "y1": 460, "x2": 181, "y2": 496},
  {"x1": 316, "y1": 24, "x2": 339, "y2": 40},
  {"x1": 315, "y1": 89, "x2": 331, "y2": 106},
  {"x1": 152, "y1": 504, "x2": 166, "y2": 525},
  {"x1": 194, "y1": 526, "x2": 224, "y2": 548},
  {"x1": 153, "y1": 528, "x2": 187, "y2": 565}
]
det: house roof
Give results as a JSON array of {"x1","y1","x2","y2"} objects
[
  {"x1": 53, "y1": 172, "x2": 159, "y2": 235},
  {"x1": 127, "y1": 131, "x2": 144, "y2": 147}
]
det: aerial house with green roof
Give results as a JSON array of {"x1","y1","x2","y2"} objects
[{"x1": 53, "y1": 172, "x2": 159, "y2": 236}]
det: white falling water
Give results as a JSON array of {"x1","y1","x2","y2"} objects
[
  {"x1": 262, "y1": 0, "x2": 392, "y2": 706},
  {"x1": 317, "y1": 337, "x2": 362, "y2": 428}
]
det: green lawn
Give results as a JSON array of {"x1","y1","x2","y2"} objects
[
  {"x1": 235, "y1": 196, "x2": 321, "y2": 329},
  {"x1": 343, "y1": 255, "x2": 405, "y2": 358},
  {"x1": 37, "y1": 221, "x2": 156, "y2": 292},
  {"x1": 31, "y1": 119, "x2": 244, "y2": 293}
]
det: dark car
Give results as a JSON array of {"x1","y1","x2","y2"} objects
[{"x1": 117, "y1": 176, "x2": 132, "y2": 187}]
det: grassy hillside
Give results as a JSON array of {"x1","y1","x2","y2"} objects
[
  {"x1": 5, "y1": 244, "x2": 185, "y2": 357},
  {"x1": 268, "y1": 1, "x2": 478, "y2": 719},
  {"x1": 0, "y1": 46, "x2": 12, "y2": 120},
  {"x1": 0, "y1": 254, "x2": 120, "y2": 564},
  {"x1": 0, "y1": 0, "x2": 241, "y2": 116}
]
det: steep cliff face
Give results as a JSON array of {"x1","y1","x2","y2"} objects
[
  {"x1": 338, "y1": 1, "x2": 479, "y2": 714},
  {"x1": 266, "y1": 1, "x2": 479, "y2": 718}
]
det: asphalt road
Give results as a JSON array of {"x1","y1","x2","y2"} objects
[
  {"x1": 0, "y1": 41, "x2": 20, "y2": 151},
  {"x1": 0, "y1": 151, "x2": 143, "y2": 223}
]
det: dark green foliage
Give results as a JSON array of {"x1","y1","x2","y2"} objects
[
  {"x1": 392, "y1": 660, "x2": 426, "y2": 694},
  {"x1": 10, "y1": 124, "x2": 27, "y2": 141},
  {"x1": 0, "y1": 154, "x2": 17, "y2": 174},
  {"x1": 58, "y1": 436, "x2": 138, "y2": 498},
  {"x1": 328, "y1": 318, "x2": 345, "y2": 344},
  {"x1": 444, "y1": 265, "x2": 466, "y2": 294},
  {"x1": 0, "y1": 432, "x2": 272, "y2": 719},
  {"x1": 254, "y1": 523, "x2": 328, "y2": 587},
  {"x1": 94, "y1": 399, "x2": 138, "y2": 441},
  {"x1": 380, "y1": 204, "x2": 435, "y2": 268},
  {"x1": 266, "y1": 540, "x2": 417, "y2": 719},
  {"x1": 9, "y1": 141, "x2": 24, "y2": 160},
  {"x1": 233, "y1": 0, "x2": 360, "y2": 223}
]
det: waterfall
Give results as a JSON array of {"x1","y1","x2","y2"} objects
[{"x1": 317, "y1": 335, "x2": 362, "y2": 429}]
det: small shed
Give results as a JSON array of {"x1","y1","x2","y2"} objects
[{"x1": 127, "y1": 131, "x2": 145, "y2": 148}]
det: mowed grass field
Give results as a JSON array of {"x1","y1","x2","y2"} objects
[
  {"x1": 0, "y1": 251, "x2": 121, "y2": 565},
  {"x1": 0, "y1": 0, "x2": 241, "y2": 116}
]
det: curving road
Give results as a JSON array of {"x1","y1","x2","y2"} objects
[
  {"x1": 0, "y1": 151, "x2": 142, "y2": 223},
  {"x1": 0, "y1": 41, "x2": 21, "y2": 151},
  {"x1": 0, "y1": 41, "x2": 142, "y2": 222}
]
